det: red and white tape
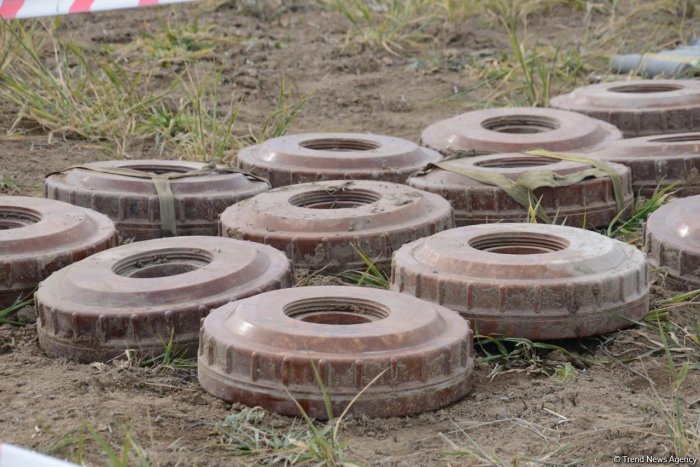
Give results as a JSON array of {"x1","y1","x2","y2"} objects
[{"x1": 0, "y1": 0, "x2": 195, "y2": 19}]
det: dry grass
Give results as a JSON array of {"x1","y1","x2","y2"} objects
[
  {"x1": 114, "y1": 21, "x2": 243, "y2": 67},
  {"x1": 0, "y1": 20, "x2": 307, "y2": 161},
  {"x1": 463, "y1": 0, "x2": 696, "y2": 107},
  {"x1": 144, "y1": 67, "x2": 242, "y2": 161},
  {"x1": 0, "y1": 22, "x2": 165, "y2": 153},
  {"x1": 44, "y1": 422, "x2": 151, "y2": 466}
]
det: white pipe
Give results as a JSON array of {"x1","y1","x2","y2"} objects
[{"x1": 0, "y1": 443, "x2": 78, "y2": 467}]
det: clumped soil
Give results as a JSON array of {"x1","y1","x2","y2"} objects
[{"x1": 1, "y1": 2, "x2": 699, "y2": 466}]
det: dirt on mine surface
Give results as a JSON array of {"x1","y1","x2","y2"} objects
[{"x1": 1, "y1": 2, "x2": 700, "y2": 466}]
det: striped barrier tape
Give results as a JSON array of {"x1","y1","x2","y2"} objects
[{"x1": 0, "y1": 0, "x2": 196, "y2": 19}]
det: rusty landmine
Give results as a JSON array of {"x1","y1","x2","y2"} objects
[
  {"x1": 35, "y1": 236, "x2": 292, "y2": 362},
  {"x1": 392, "y1": 223, "x2": 649, "y2": 340},
  {"x1": 591, "y1": 133, "x2": 700, "y2": 197},
  {"x1": 237, "y1": 133, "x2": 443, "y2": 187},
  {"x1": 198, "y1": 286, "x2": 473, "y2": 419},
  {"x1": 220, "y1": 180, "x2": 454, "y2": 272},
  {"x1": 407, "y1": 153, "x2": 634, "y2": 228},
  {"x1": 44, "y1": 159, "x2": 270, "y2": 242},
  {"x1": 0, "y1": 196, "x2": 116, "y2": 308},
  {"x1": 420, "y1": 107, "x2": 622, "y2": 155},
  {"x1": 644, "y1": 195, "x2": 700, "y2": 289},
  {"x1": 550, "y1": 80, "x2": 700, "y2": 138}
]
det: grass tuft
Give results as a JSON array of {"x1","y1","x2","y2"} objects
[
  {"x1": 217, "y1": 401, "x2": 357, "y2": 465},
  {"x1": 242, "y1": 80, "x2": 309, "y2": 147},
  {"x1": 145, "y1": 67, "x2": 241, "y2": 161},
  {"x1": 0, "y1": 22, "x2": 165, "y2": 153},
  {"x1": 496, "y1": 0, "x2": 558, "y2": 106},
  {"x1": 0, "y1": 295, "x2": 33, "y2": 326},
  {"x1": 647, "y1": 315, "x2": 700, "y2": 456},
  {"x1": 441, "y1": 424, "x2": 581, "y2": 466},
  {"x1": 116, "y1": 21, "x2": 241, "y2": 67},
  {"x1": 216, "y1": 356, "x2": 389, "y2": 465},
  {"x1": 475, "y1": 334, "x2": 600, "y2": 376},
  {"x1": 45, "y1": 422, "x2": 151, "y2": 466},
  {"x1": 338, "y1": 244, "x2": 390, "y2": 289},
  {"x1": 331, "y1": 0, "x2": 436, "y2": 55},
  {"x1": 0, "y1": 22, "x2": 305, "y2": 162},
  {"x1": 216, "y1": 407, "x2": 320, "y2": 463},
  {"x1": 131, "y1": 332, "x2": 197, "y2": 371},
  {"x1": 0, "y1": 174, "x2": 19, "y2": 193},
  {"x1": 607, "y1": 183, "x2": 677, "y2": 245},
  {"x1": 83, "y1": 423, "x2": 151, "y2": 467}
]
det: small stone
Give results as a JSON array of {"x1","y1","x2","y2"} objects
[
  {"x1": 547, "y1": 350, "x2": 567, "y2": 362},
  {"x1": 235, "y1": 76, "x2": 259, "y2": 89},
  {"x1": 90, "y1": 362, "x2": 108, "y2": 372},
  {"x1": 16, "y1": 306, "x2": 36, "y2": 324}
]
